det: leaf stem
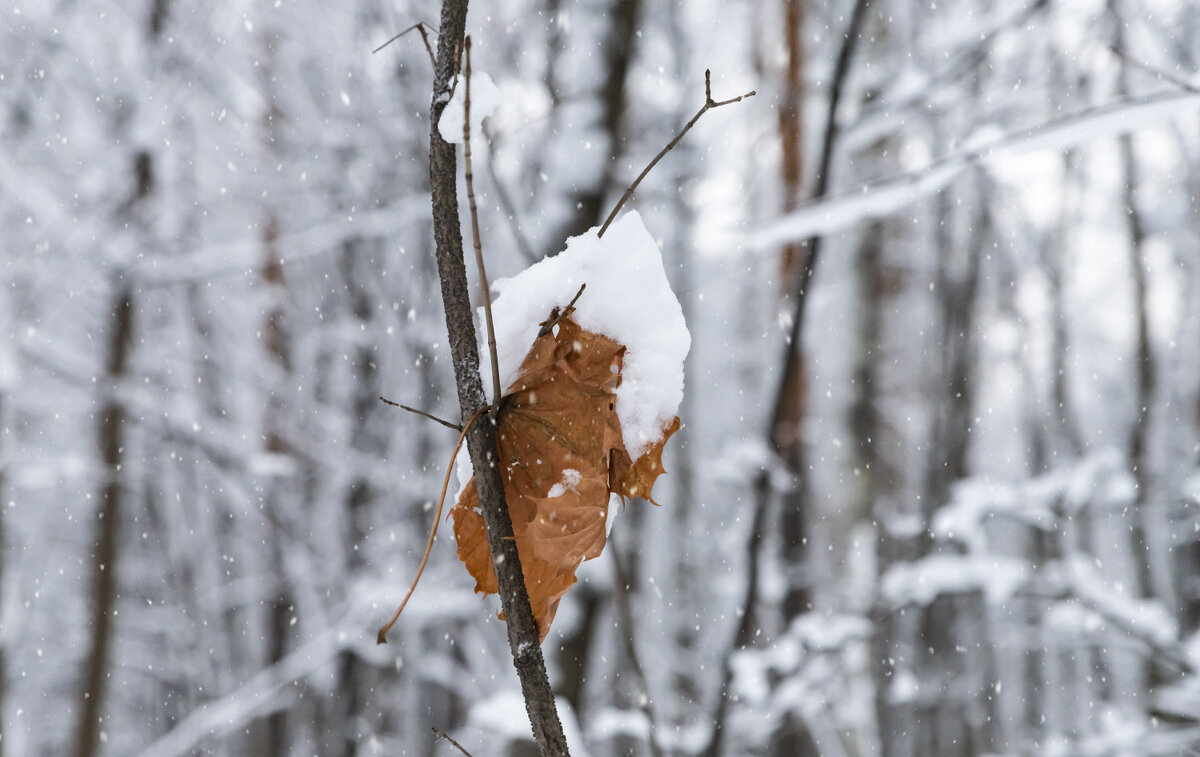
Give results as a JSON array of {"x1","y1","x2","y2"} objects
[{"x1": 377, "y1": 405, "x2": 488, "y2": 644}]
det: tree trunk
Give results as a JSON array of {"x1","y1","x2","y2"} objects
[
  {"x1": 540, "y1": 0, "x2": 641, "y2": 255},
  {"x1": 770, "y1": 0, "x2": 873, "y2": 621},
  {"x1": 778, "y1": 0, "x2": 805, "y2": 291},
  {"x1": 923, "y1": 178, "x2": 984, "y2": 521},
  {"x1": 74, "y1": 288, "x2": 135, "y2": 757}
]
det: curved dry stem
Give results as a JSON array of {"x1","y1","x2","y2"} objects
[
  {"x1": 462, "y1": 37, "x2": 504, "y2": 408},
  {"x1": 377, "y1": 405, "x2": 488, "y2": 644}
]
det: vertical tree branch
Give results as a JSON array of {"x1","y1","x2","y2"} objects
[
  {"x1": 768, "y1": 0, "x2": 872, "y2": 617},
  {"x1": 426, "y1": 2, "x2": 570, "y2": 755}
]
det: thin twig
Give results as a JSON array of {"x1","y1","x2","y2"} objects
[
  {"x1": 462, "y1": 37, "x2": 504, "y2": 408},
  {"x1": 432, "y1": 727, "x2": 476, "y2": 757},
  {"x1": 373, "y1": 22, "x2": 438, "y2": 66},
  {"x1": 598, "y1": 70, "x2": 755, "y2": 237},
  {"x1": 564, "y1": 282, "x2": 587, "y2": 311},
  {"x1": 379, "y1": 396, "x2": 462, "y2": 431},
  {"x1": 536, "y1": 284, "x2": 587, "y2": 338},
  {"x1": 377, "y1": 405, "x2": 488, "y2": 644}
]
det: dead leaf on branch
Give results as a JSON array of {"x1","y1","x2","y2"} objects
[{"x1": 451, "y1": 303, "x2": 679, "y2": 642}]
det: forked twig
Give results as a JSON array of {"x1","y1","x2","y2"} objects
[
  {"x1": 379, "y1": 396, "x2": 462, "y2": 431},
  {"x1": 462, "y1": 37, "x2": 504, "y2": 408},
  {"x1": 598, "y1": 70, "x2": 755, "y2": 237},
  {"x1": 432, "y1": 727, "x2": 476, "y2": 757},
  {"x1": 373, "y1": 22, "x2": 437, "y2": 66},
  {"x1": 377, "y1": 405, "x2": 488, "y2": 644}
]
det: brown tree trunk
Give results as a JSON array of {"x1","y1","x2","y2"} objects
[
  {"x1": 74, "y1": 288, "x2": 135, "y2": 757},
  {"x1": 770, "y1": 0, "x2": 873, "y2": 621},
  {"x1": 778, "y1": 0, "x2": 805, "y2": 291}
]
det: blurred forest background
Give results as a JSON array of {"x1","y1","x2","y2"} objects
[{"x1": 4, "y1": 0, "x2": 1200, "y2": 756}]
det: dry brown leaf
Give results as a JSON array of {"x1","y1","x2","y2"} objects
[{"x1": 451, "y1": 305, "x2": 678, "y2": 642}]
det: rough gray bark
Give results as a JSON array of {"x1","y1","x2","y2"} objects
[{"x1": 427, "y1": 2, "x2": 569, "y2": 755}]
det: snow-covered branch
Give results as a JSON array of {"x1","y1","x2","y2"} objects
[{"x1": 753, "y1": 89, "x2": 1200, "y2": 246}]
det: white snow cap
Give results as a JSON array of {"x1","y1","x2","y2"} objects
[
  {"x1": 437, "y1": 72, "x2": 500, "y2": 144},
  {"x1": 486, "y1": 211, "x2": 690, "y2": 461}
]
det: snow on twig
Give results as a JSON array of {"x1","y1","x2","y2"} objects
[{"x1": 753, "y1": 90, "x2": 1200, "y2": 246}]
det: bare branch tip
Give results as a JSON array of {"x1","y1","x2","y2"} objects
[
  {"x1": 566, "y1": 282, "x2": 587, "y2": 310},
  {"x1": 372, "y1": 22, "x2": 437, "y2": 58},
  {"x1": 379, "y1": 397, "x2": 462, "y2": 432},
  {"x1": 433, "y1": 727, "x2": 476, "y2": 757}
]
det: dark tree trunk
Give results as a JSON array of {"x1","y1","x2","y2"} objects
[
  {"x1": 74, "y1": 288, "x2": 135, "y2": 757},
  {"x1": 542, "y1": 0, "x2": 642, "y2": 254},
  {"x1": 770, "y1": 0, "x2": 872, "y2": 622},
  {"x1": 923, "y1": 179, "x2": 984, "y2": 523}
]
